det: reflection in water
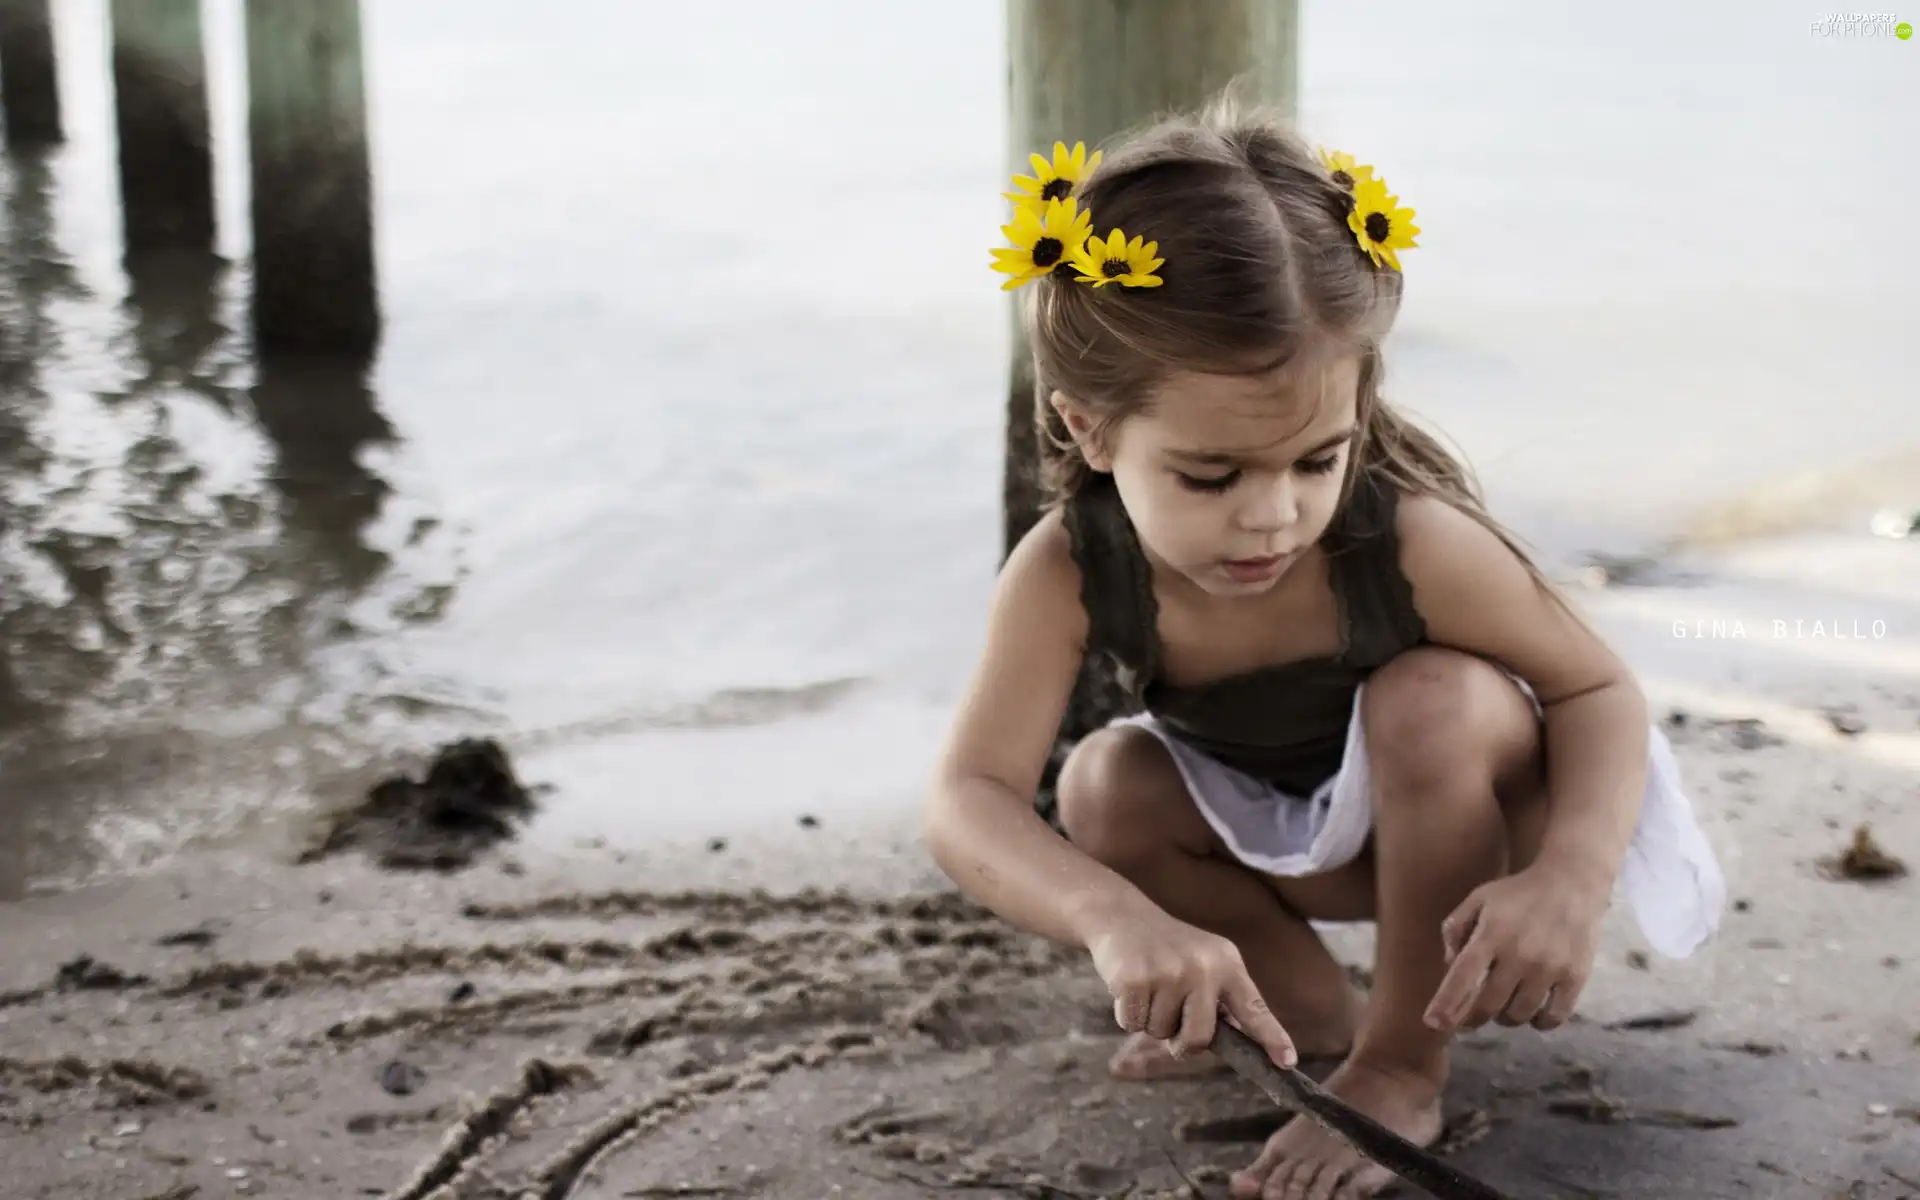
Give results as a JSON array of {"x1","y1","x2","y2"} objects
[{"x1": 0, "y1": 148, "x2": 455, "y2": 900}]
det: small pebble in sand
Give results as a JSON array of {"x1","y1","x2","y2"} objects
[
  {"x1": 1868, "y1": 1103, "x2": 1891, "y2": 1117},
  {"x1": 708, "y1": 837, "x2": 728, "y2": 853},
  {"x1": 225, "y1": 1167, "x2": 247, "y2": 1179},
  {"x1": 799, "y1": 814, "x2": 820, "y2": 828},
  {"x1": 379, "y1": 1060, "x2": 427, "y2": 1096},
  {"x1": 1824, "y1": 710, "x2": 1867, "y2": 736},
  {"x1": 1626, "y1": 950, "x2": 1650, "y2": 970}
]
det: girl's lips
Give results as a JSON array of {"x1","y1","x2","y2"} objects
[{"x1": 1222, "y1": 552, "x2": 1289, "y2": 582}]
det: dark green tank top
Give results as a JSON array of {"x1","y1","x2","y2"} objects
[{"x1": 1063, "y1": 467, "x2": 1428, "y2": 796}]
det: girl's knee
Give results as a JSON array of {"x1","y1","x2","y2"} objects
[
  {"x1": 1056, "y1": 726, "x2": 1191, "y2": 865},
  {"x1": 1362, "y1": 647, "x2": 1535, "y2": 795}
]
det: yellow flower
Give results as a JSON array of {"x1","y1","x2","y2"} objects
[
  {"x1": 1317, "y1": 147, "x2": 1376, "y2": 193},
  {"x1": 1003, "y1": 141, "x2": 1103, "y2": 213},
  {"x1": 990, "y1": 196, "x2": 1094, "y2": 291},
  {"x1": 1068, "y1": 227, "x2": 1164, "y2": 289},
  {"x1": 1347, "y1": 175, "x2": 1419, "y2": 271}
]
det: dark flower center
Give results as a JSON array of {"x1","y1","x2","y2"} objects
[
  {"x1": 1101, "y1": 257, "x2": 1129, "y2": 279},
  {"x1": 1041, "y1": 178, "x2": 1073, "y2": 202},
  {"x1": 1032, "y1": 237, "x2": 1064, "y2": 268},
  {"x1": 1364, "y1": 212, "x2": 1392, "y2": 242},
  {"x1": 1330, "y1": 169, "x2": 1353, "y2": 190}
]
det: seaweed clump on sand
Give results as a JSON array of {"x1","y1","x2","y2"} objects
[
  {"x1": 301, "y1": 738, "x2": 539, "y2": 871},
  {"x1": 1819, "y1": 823, "x2": 1909, "y2": 883}
]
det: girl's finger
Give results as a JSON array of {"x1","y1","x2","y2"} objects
[
  {"x1": 1220, "y1": 975, "x2": 1297, "y2": 1068},
  {"x1": 1500, "y1": 975, "x2": 1555, "y2": 1027},
  {"x1": 1169, "y1": 985, "x2": 1217, "y2": 1058},
  {"x1": 1466, "y1": 959, "x2": 1529, "y2": 1030},
  {"x1": 1440, "y1": 891, "x2": 1486, "y2": 964},
  {"x1": 1145, "y1": 986, "x2": 1184, "y2": 1041},
  {"x1": 1425, "y1": 932, "x2": 1495, "y2": 1030}
]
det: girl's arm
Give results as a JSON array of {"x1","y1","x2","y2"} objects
[{"x1": 921, "y1": 509, "x2": 1144, "y2": 948}]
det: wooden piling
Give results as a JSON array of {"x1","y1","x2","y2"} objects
[
  {"x1": 244, "y1": 0, "x2": 378, "y2": 356},
  {"x1": 0, "y1": 0, "x2": 61, "y2": 150},
  {"x1": 1001, "y1": 0, "x2": 1299, "y2": 816},
  {"x1": 1001, "y1": 0, "x2": 1298, "y2": 559},
  {"x1": 111, "y1": 0, "x2": 214, "y2": 256}
]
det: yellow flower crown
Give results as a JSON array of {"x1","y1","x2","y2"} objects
[{"x1": 988, "y1": 140, "x2": 1420, "y2": 291}]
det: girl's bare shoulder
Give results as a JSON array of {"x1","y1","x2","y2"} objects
[{"x1": 995, "y1": 506, "x2": 1090, "y2": 649}]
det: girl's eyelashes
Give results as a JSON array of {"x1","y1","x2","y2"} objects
[
  {"x1": 1173, "y1": 452, "x2": 1340, "y2": 492},
  {"x1": 1175, "y1": 470, "x2": 1240, "y2": 493}
]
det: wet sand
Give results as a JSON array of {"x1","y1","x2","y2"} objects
[{"x1": 4, "y1": 537, "x2": 1919, "y2": 1200}]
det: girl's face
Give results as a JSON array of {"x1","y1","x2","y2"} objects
[{"x1": 1054, "y1": 357, "x2": 1361, "y2": 599}]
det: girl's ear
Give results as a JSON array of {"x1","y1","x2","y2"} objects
[{"x1": 1049, "y1": 390, "x2": 1115, "y2": 472}]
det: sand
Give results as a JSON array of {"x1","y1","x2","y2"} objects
[{"x1": 3, "y1": 535, "x2": 1919, "y2": 1200}]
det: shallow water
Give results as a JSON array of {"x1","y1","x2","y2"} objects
[{"x1": 1, "y1": 0, "x2": 1915, "y2": 896}]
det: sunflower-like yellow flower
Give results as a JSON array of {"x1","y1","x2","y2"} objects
[
  {"x1": 1003, "y1": 141, "x2": 1103, "y2": 213},
  {"x1": 1068, "y1": 227, "x2": 1164, "y2": 289},
  {"x1": 1347, "y1": 175, "x2": 1419, "y2": 271},
  {"x1": 1317, "y1": 147, "x2": 1376, "y2": 193},
  {"x1": 990, "y1": 196, "x2": 1094, "y2": 291}
]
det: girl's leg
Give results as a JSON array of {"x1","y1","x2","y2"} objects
[
  {"x1": 1057, "y1": 726, "x2": 1370, "y2": 1079},
  {"x1": 1231, "y1": 648, "x2": 1547, "y2": 1200}
]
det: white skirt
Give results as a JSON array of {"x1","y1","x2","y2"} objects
[{"x1": 1112, "y1": 681, "x2": 1727, "y2": 961}]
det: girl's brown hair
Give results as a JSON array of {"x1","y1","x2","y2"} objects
[{"x1": 1028, "y1": 97, "x2": 1556, "y2": 588}]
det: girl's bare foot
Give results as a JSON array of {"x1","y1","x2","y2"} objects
[{"x1": 1227, "y1": 1055, "x2": 1445, "y2": 1199}]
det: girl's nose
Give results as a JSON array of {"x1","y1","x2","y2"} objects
[{"x1": 1236, "y1": 476, "x2": 1297, "y2": 533}]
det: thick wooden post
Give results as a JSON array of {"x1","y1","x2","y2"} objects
[
  {"x1": 111, "y1": 0, "x2": 215, "y2": 257},
  {"x1": 1002, "y1": 0, "x2": 1298, "y2": 559},
  {"x1": 244, "y1": 0, "x2": 378, "y2": 356},
  {"x1": 0, "y1": 0, "x2": 61, "y2": 149},
  {"x1": 1003, "y1": 1, "x2": 1298, "y2": 818}
]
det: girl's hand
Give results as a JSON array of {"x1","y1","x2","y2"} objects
[
  {"x1": 1082, "y1": 897, "x2": 1298, "y2": 1068},
  {"x1": 1423, "y1": 865, "x2": 1610, "y2": 1033}
]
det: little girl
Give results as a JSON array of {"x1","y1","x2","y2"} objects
[{"x1": 926, "y1": 102, "x2": 1725, "y2": 1200}]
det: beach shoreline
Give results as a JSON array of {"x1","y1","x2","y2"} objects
[{"x1": 4, "y1": 535, "x2": 1919, "y2": 1199}]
